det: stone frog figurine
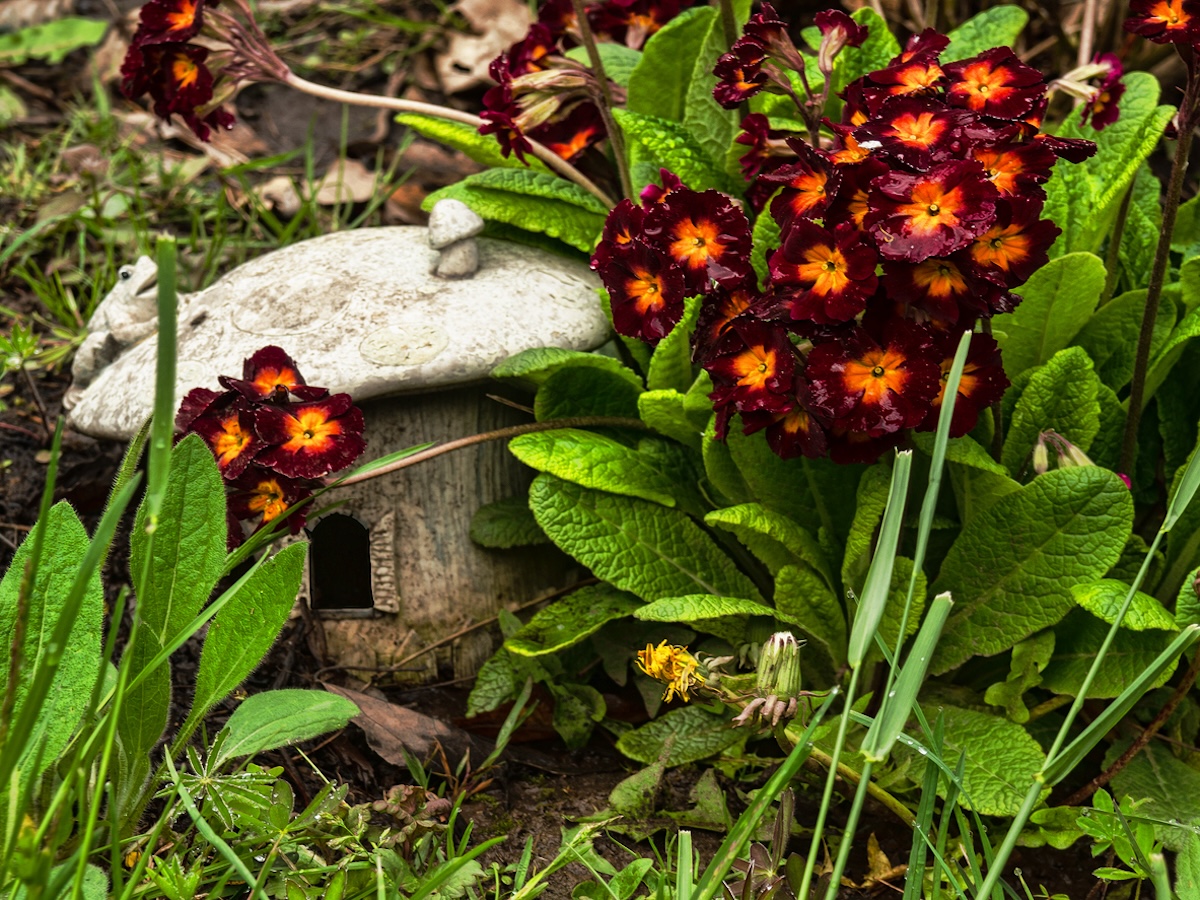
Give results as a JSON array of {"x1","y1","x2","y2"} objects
[
  {"x1": 65, "y1": 256, "x2": 159, "y2": 410},
  {"x1": 65, "y1": 200, "x2": 611, "y2": 443}
]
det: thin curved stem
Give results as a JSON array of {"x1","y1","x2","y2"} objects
[
  {"x1": 570, "y1": 0, "x2": 632, "y2": 200},
  {"x1": 331, "y1": 416, "x2": 649, "y2": 487},
  {"x1": 285, "y1": 72, "x2": 618, "y2": 208}
]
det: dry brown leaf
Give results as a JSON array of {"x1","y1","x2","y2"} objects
[
  {"x1": 313, "y1": 158, "x2": 378, "y2": 205},
  {"x1": 257, "y1": 175, "x2": 302, "y2": 217},
  {"x1": 437, "y1": 0, "x2": 532, "y2": 93},
  {"x1": 0, "y1": 0, "x2": 75, "y2": 30}
]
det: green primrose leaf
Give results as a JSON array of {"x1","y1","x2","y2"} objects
[
  {"x1": 422, "y1": 169, "x2": 607, "y2": 253},
  {"x1": 1117, "y1": 165, "x2": 1163, "y2": 292},
  {"x1": 550, "y1": 681, "x2": 606, "y2": 749},
  {"x1": 942, "y1": 6, "x2": 1029, "y2": 62},
  {"x1": 829, "y1": 8, "x2": 901, "y2": 94},
  {"x1": 993, "y1": 252, "x2": 1105, "y2": 380},
  {"x1": 214, "y1": 689, "x2": 360, "y2": 769},
  {"x1": 1086, "y1": 382, "x2": 1126, "y2": 473},
  {"x1": 626, "y1": 7, "x2": 715, "y2": 122},
  {"x1": 840, "y1": 462, "x2": 891, "y2": 596},
  {"x1": 528, "y1": 474, "x2": 761, "y2": 601},
  {"x1": 648, "y1": 296, "x2": 701, "y2": 393},
  {"x1": 705, "y1": 502, "x2": 833, "y2": 584},
  {"x1": 470, "y1": 496, "x2": 548, "y2": 548},
  {"x1": 895, "y1": 704, "x2": 1044, "y2": 817},
  {"x1": 1044, "y1": 73, "x2": 1175, "y2": 258},
  {"x1": 682, "y1": 7, "x2": 740, "y2": 179},
  {"x1": 0, "y1": 502, "x2": 103, "y2": 778},
  {"x1": 613, "y1": 109, "x2": 736, "y2": 195},
  {"x1": 1071, "y1": 579, "x2": 1179, "y2": 632},
  {"x1": 1176, "y1": 826, "x2": 1200, "y2": 896},
  {"x1": 506, "y1": 585, "x2": 641, "y2": 657},
  {"x1": 984, "y1": 630, "x2": 1055, "y2": 723},
  {"x1": 396, "y1": 113, "x2": 551, "y2": 173},
  {"x1": 0, "y1": 17, "x2": 107, "y2": 65},
  {"x1": 1073, "y1": 288, "x2": 1176, "y2": 391},
  {"x1": 1109, "y1": 741, "x2": 1200, "y2": 851},
  {"x1": 932, "y1": 466, "x2": 1133, "y2": 673},
  {"x1": 188, "y1": 542, "x2": 308, "y2": 725},
  {"x1": 774, "y1": 563, "x2": 846, "y2": 665},
  {"x1": 867, "y1": 556, "x2": 926, "y2": 667},
  {"x1": 635, "y1": 594, "x2": 779, "y2": 624},
  {"x1": 491, "y1": 347, "x2": 643, "y2": 392},
  {"x1": 638, "y1": 389, "x2": 703, "y2": 450},
  {"x1": 534, "y1": 365, "x2": 643, "y2": 420},
  {"x1": 1042, "y1": 609, "x2": 1180, "y2": 699},
  {"x1": 1174, "y1": 197, "x2": 1200, "y2": 258},
  {"x1": 1144, "y1": 304, "x2": 1200, "y2": 406},
  {"x1": 750, "y1": 202, "x2": 781, "y2": 286},
  {"x1": 615, "y1": 705, "x2": 749, "y2": 765},
  {"x1": 702, "y1": 417, "x2": 754, "y2": 506},
  {"x1": 509, "y1": 428, "x2": 681, "y2": 506},
  {"x1": 564, "y1": 43, "x2": 641, "y2": 87},
  {"x1": 1001, "y1": 346, "x2": 1102, "y2": 476}
]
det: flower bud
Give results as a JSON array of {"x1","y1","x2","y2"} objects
[
  {"x1": 1032, "y1": 434, "x2": 1050, "y2": 475},
  {"x1": 755, "y1": 631, "x2": 802, "y2": 700}
]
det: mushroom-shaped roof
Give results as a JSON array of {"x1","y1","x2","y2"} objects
[{"x1": 68, "y1": 227, "x2": 609, "y2": 441}]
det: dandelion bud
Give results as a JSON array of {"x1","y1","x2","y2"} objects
[
  {"x1": 1032, "y1": 434, "x2": 1050, "y2": 475},
  {"x1": 755, "y1": 631, "x2": 803, "y2": 700}
]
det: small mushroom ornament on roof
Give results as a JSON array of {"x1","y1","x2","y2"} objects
[{"x1": 67, "y1": 199, "x2": 609, "y2": 441}]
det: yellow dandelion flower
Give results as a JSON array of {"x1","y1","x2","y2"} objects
[{"x1": 636, "y1": 640, "x2": 699, "y2": 702}]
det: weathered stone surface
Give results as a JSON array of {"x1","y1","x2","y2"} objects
[
  {"x1": 427, "y1": 197, "x2": 484, "y2": 248},
  {"x1": 434, "y1": 239, "x2": 479, "y2": 278},
  {"x1": 68, "y1": 226, "x2": 608, "y2": 441}
]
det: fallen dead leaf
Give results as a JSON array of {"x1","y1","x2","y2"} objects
[
  {"x1": 383, "y1": 182, "x2": 427, "y2": 224},
  {"x1": 0, "y1": 0, "x2": 76, "y2": 30},
  {"x1": 257, "y1": 175, "x2": 302, "y2": 217},
  {"x1": 437, "y1": 0, "x2": 532, "y2": 93},
  {"x1": 312, "y1": 158, "x2": 378, "y2": 205}
]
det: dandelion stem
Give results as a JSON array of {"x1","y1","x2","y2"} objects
[
  {"x1": 1120, "y1": 78, "x2": 1200, "y2": 475},
  {"x1": 284, "y1": 72, "x2": 617, "y2": 208}
]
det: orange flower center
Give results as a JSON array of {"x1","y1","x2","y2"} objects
[
  {"x1": 956, "y1": 61, "x2": 1014, "y2": 109},
  {"x1": 888, "y1": 111, "x2": 946, "y2": 147},
  {"x1": 1150, "y1": 0, "x2": 1190, "y2": 26},
  {"x1": 730, "y1": 344, "x2": 780, "y2": 390},
  {"x1": 843, "y1": 348, "x2": 909, "y2": 404},
  {"x1": 973, "y1": 147, "x2": 1025, "y2": 194},
  {"x1": 627, "y1": 267, "x2": 666, "y2": 314},
  {"x1": 670, "y1": 218, "x2": 723, "y2": 269},
  {"x1": 832, "y1": 134, "x2": 872, "y2": 164},
  {"x1": 282, "y1": 409, "x2": 341, "y2": 454},
  {"x1": 971, "y1": 224, "x2": 1031, "y2": 271},
  {"x1": 784, "y1": 171, "x2": 828, "y2": 216},
  {"x1": 795, "y1": 244, "x2": 851, "y2": 296},
  {"x1": 171, "y1": 54, "x2": 200, "y2": 89},
  {"x1": 890, "y1": 63, "x2": 943, "y2": 95},
  {"x1": 248, "y1": 478, "x2": 288, "y2": 522},
  {"x1": 912, "y1": 259, "x2": 966, "y2": 298},
  {"x1": 166, "y1": 0, "x2": 198, "y2": 30},
  {"x1": 897, "y1": 180, "x2": 963, "y2": 236},
  {"x1": 546, "y1": 124, "x2": 599, "y2": 160},
  {"x1": 213, "y1": 415, "x2": 249, "y2": 466},
  {"x1": 253, "y1": 366, "x2": 298, "y2": 395},
  {"x1": 934, "y1": 359, "x2": 981, "y2": 408}
]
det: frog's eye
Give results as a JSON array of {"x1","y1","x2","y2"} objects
[{"x1": 119, "y1": 266, "x2": 135, "y2": 281}]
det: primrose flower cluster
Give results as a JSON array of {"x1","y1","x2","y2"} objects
[
  {"x1": 177, "y1": 347, "x2": 366, "y2": 546},
  {"x1": 594, "y1": 10, "x2": 1103, "y2": 464},
  {"x1": 482, "y1": 0, "x2": 696, "y2": 164}
]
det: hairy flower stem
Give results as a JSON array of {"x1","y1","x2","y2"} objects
[
  {"x1": 284, "y1": 72, "x2": 618, "y2": 208},
  {"x1": 570, "y1": 0, "x2": 633, "y2": 200},
  {"x1": 718, "y1": 0, "x2": 739, "y2": 49},
  {"x1": 1120, "y1": 79, "x2": 1200, "y2": 475},
  {"x1": 332, "y1": 416, "x2": 649, "y2": 487}
]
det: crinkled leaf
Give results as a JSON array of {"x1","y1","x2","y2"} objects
[
  {"x1": 613, "y1": 109, "x2": 734, "y2": 195},
  {"x1": 615, "y1": 705, "x2": 748, "y2": 765},
  {"x1": 1108, "y1": 741, "x2": 1200, "y2": 851},
  {"x1": 470, "y1": 496, "x2": 549, "y2": 548},
  {"x1": 639, "y1": 389, "x2": 703, "y2": 451},
  {"x1": 396, "y1": 113, "x2": 551, "y2": 173},
  {"x1": 942, "y1": 6, "x2": 1029, "y2": 62},
  {"x1": 506, "y1": 585, "x2": 641, "y2": 657},
  {"x1": 564, "y1": 43, "x2": 641, "y2": 87},
  {"x1": 1117, "y1": 164, "x2": 1163, "y2": 291},
  {"x1": 1087, "y1": 381, "x2": 1126, "y2": 472},
  {"x1": 1178, "y1": 566, "x2": 1200, "y2": 629},
  {"x1": 1073, "y1": 288, "x2": 1176, "y2": 391},
  {"x1": 214, "y1": 689, "x2": 360, "y2": 769},
  {"x1": 774, "y1": 563, "x2": 845, "y2": 665},
  {"x1": 1145, "y1": 304, "x2": 1200, "y2": 405},
  {"x1": 608, "y1": 760, "x2": 666, "y2": 818},
  {"x1": 550, "y1": 681, "x2": 606, "y2": 749},
  {"x1": 1071, "y1": 579, "x2": 1178, "y2": 632},
  {"x1": 535, "y1": 365, "x2": 643, "y2": 420},
  {"x1": 528, "y1": 474, "x2": 761, "y2": 601},
  {"x1": 1042, "y1": 609, "x2": 1179, "y2": 698},
  {"x1": 993, "y1": 251, "x2": 1104, "y2": 379},
  {"x1": 832, "y1": 8, "x2": 901, "y2": 90},
  {"x1": 510, "y1": 428, "x2": 680, "y2": 506},
  {"x1": 868, "y1": 557, "x2": 926, "y2": 667},
  {"x1": 750, "y1": 203, "x2": 780, "y2": 286},
  {"x1": 0, "y1": 502, "x2": 103, "y2": 777},
  {"x1": 190, "y1": 543, "x2": 307, "y2": 722},
  {"x1": 705, "y1": 503, "x2": 832, "y2": 585},
  {"x1": 682, "y1": 8, "x2": 739, "y2": 182},
  {"x1": 984, "y1": 630, "x2": 1055, "y2": 724},
  {"x1": 1002, "y1": 347, "x2": 1102, "y2": 475},
  {"x1": 703, "y1": 418, "x2": 753, "y2": 506},
  {"x1": 648, "y1": 296, "x2": 700, "y2": 394},
  {"x1": 423, "y1": 170, "x2": 607, "y2": 253},
  {"x1": 492, "y1": 347, "x2": 643, "y2": 392},
  {"x1": 626, "y1": 7, "x2": 715, "y2": 122},
  {"x1": 932, "y1": 466, "x2": 1132, "y2": 673},
  {"x1": 635, "y1": 594, "x2": 778, "y2": 624}
]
